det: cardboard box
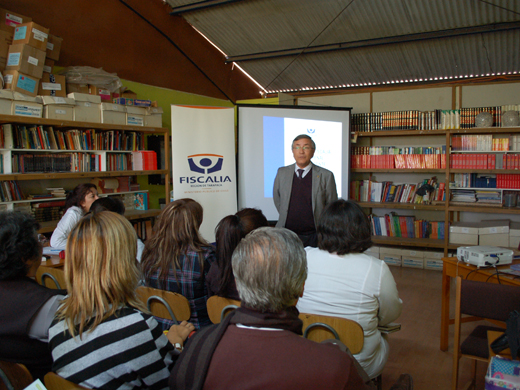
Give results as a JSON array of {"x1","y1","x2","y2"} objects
[
  {"x1": 478, "y1": 220, "x2": 510, "y2": 247},
  {"x1": 422, "y1": 250, "x2": 445, "y2": 260},
  {"x1": 42, "y1": 96, "x2": 74, "y2": 120},
  {"x1": 145, "y1": 106, "x2": 163, "y2": 127},
  {"x1": 424, "y1": 258, "x2": 444, "y2": 271},
  {"x1": 121, "y1": 89, "x2": 137, "y2": 99},
  {"x1": 479, "y1": 233, "x2": 510, "y2": 247},
  {"x1": 510, "y1": 222, "x2": 520, "y2": 249},
  {"x1": 100, "y1": 102, "x2": 126, "y2": 125},
  {"x1": 478, "y1": 220, "x2": 510, "y2": 235},
  {"x1": 38, "y1": 74, "x2": 66, "y2": 97},
  {"x1": 13, "y1": 22, "x2": 49, "y2": 51},
  {"x1": 364, "y1": 245, "x2": 380, "y2": 257},
  {"x1": 43, "y1": 58, "x2": 54, "y2": 74},
  {"x1": 401, "y1": 249, "x2": 424, "y2": 258},
  {"x1": 68, "y1": 92, "x2": 101, "y2": 123},
  {"x1": 133, "y1": 99, "x2": 152, "y2": 107},
  {"x1": 379, "y1": 247, "x2": 402, "y2": 267},
  {"x1": 402, "y1": 256, "x2": 424, "y2": 269},
  {"x1": 0, "y1": 8, "x2": 31, "y2": 33},
  {"x1": 0, "y1": 89, "x2": 13, "y2": 115},
  {"x1": 449, "y1": 222, "x2": 480, "y2": 245},
  {"x1": 12, "y1": 92, "x2": 42, "y2": 117},
  {"x1": 113, "y1": 97, "x2": 133, "y2": 106},
  {"x1": 89, "y1": 85, "x2": 112, "y2": 102},
  {"x1": 0, "y1": 29, "x2": 12, "y2": 70},
  {"x1": 6, "y1": 44, "x2": 45, "y2": 78},
  {"x1": 126, "y1": 106, "x2": 146, "y2": 126},
  {"x1": 3, "y1": 70, "x2": 40, "y2": 96},
  {"x1": 67, "y1": 83, "x2": 89, "y2": 94},
  {"x1": 46, "y1": 34, "x2": 62, "y2": 61}
]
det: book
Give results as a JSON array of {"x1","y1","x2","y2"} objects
[
  {"x1": 378, "y1": 323, "x2": 401, "y2": 334},
  {"x1": 134, "y1": 192, "x2": 148, "y2": 210}
]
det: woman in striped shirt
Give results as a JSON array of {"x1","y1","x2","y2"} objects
[{"x1": 49, "y1": 211, "x2": 194, "y2": 389}]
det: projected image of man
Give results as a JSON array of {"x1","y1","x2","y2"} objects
[{"x1": 273, "y1": 134, "x2": 338, "y2": 247}]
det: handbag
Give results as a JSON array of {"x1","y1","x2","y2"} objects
[{"x1": 491, "y1": 310, "x2": 520, "y2": 360}]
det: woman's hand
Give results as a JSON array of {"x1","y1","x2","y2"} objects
[{"x1": 167, "y1": 321, "x2": 195, "y2": 346}]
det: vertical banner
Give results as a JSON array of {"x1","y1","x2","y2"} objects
[{"x1": 171, "y1": 105, "x2": 237, "y2": 242}]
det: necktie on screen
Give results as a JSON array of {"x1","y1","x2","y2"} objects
[{"x1": 298, "y1": 169, "x2": 304, "y2": 179}]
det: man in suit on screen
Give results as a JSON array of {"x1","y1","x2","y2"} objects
[{"x1": 273, "y1": 134, "x2": 338, "y2": 247}]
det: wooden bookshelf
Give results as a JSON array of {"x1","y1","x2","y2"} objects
[
  {"x1": 352, "y1": 124, "x2": 520, "y2": 256},
  {"x1": 0, "y1": 114, "x2": 170, "y2": 229}
]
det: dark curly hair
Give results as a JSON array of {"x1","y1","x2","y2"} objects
[
  {"x1": 0, "y1": 211, "x2": 41, "y2": 280},
  {"x1": 317, "y1": 199, "x2": 372, "y2": 255}
]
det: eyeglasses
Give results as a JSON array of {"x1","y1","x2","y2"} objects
[{"x1": 292, "y1": 146, "x2": 314, "y2": 151}]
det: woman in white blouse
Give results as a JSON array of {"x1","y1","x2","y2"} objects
[
  {"x1": 50, "y1": 183, "x2": 98, "y2": 249},
  {"x1": 297, "y1": 199, "x2": 402, "y2": 379}
]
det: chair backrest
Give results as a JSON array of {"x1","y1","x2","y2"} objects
[
  {"x1": 35, "y1": 266, "x2": 66, "y2": 290},
  {"x1": 206, "y1": 296, "x2": 241, "y2": 324},
  {"x1": 299, "y1": 313, "x2": 365, "y2": 354},
  {"x1": 459, "y1": 277, "x2": 520, "y2": 321},
  {"x1": 0, "y1": 361, "x2": 32, "y2": 390},
  {"x1": 136, "y1": 286, "x2": 191, "y2": 324},
  {"x1": 44, "y1": 372, "x2": 88, "y2": 390}
]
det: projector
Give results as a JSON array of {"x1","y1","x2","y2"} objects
[{"x1": 456, "y1": 246, "x2": 514, "y2": 268}]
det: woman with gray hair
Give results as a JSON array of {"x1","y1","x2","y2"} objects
[{"x1": 169, "y1": 227, "x2": 371, "y2": 390}]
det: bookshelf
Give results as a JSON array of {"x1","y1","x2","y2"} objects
[
  {"x1": 351, "y1": 124, "x2": 520, "y2": 255},
  {"x1": 0, "y1": 114, "x2": 170, "y2": 231}
]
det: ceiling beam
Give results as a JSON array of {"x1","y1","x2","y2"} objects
[
  {"x1": 226, "y1": 21, "x2": 520, "y2": 63},
  {"x1": 168, "y1": 0, "x2": 244, "y2": 15}
]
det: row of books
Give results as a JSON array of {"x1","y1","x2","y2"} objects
[
  {"x1": 351, "y1": 106, "x2": 516, "y2": 132},
  {"x1": 451, "y1": 135, "x2": 513, "y2": 151},
  {"x1": 369, "y1": 213, "x2": 445, "y2": 239},
  {"x1": 12, "y1": 153, "x2": 101, "y2": 173},
  {"x1": 452, "y1": 173, "x2": 496, "y2": 188},
  {"x1": 452, "y1": 174, "x2": 520, "y2": 190},
  {"x1": 351, "y1": 154, "x2": 446, "y2": 169},
  {"x1": 10, "y1": 152, "x2": 158, "y2": 174},
  {"x1": 351, "y1": 111, "x2": 438, "y2": 132},
  {"x1": 0, "y1": 181, "x2": 24, "y2": 202},
  {"x1": 0, "y1": 124, "x2": 145, "y2": 151},
  {"x1": 353, "y1": 145, "x2": 446, "y2": 155},
  {"x1": 351, "y1": 177, "x2": 444, "y2": 204},
  {"x1": 450, "y1": 154, "x2": 520, "y2": 169}
]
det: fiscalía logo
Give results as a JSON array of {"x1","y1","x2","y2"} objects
[
  {"x1": 187, "y1": 154, "x2": 223, "y2": 174},
  {"x1": 181, "y1": 154, "x2": 231, "y2": 187}
]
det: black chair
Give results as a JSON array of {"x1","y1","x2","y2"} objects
[{"x1": 451, "y1": 276, "x2": 520, "y2": 390}]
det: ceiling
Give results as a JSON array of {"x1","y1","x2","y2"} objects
[{"x1": 163, "y1": 0, "x2": 520, "y2": 96}]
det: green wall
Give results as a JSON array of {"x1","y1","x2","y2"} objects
[{"x1": 119, "y1": 80, "x2": 233, "y2": 208}]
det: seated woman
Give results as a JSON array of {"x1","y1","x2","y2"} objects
[
  {"x1": 50, "y1": 183, "x2": 99, "y2": 249},
  {"x1": 296, "y1": 199, "x2": 402, "y2": 379},
  {"x1": 48, "y1": 211, "x2": 194, "y2": 389},
  {"x1": 0, "y1": 211, "x2": 65, "y2": 380},
  {"x1": 89, "y1": 196, "x2": 145, "y2": 262},
  {"x1": 206, "y1": 208, "x2": 268, "y2": 300},
  {"x1": 141, "y1": 198, "x2": 216, "y2": 329}
]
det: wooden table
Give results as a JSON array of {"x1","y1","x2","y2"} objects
[{"x1": 440, "y1": 257, "x2": 520, "y2": 351}]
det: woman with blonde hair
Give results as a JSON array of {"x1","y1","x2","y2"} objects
[
  {"x1": 141, "y1": 198, "x2": 216, "y2": 329},
  {"x1": 49, "y1": 212, "x2": 193, "y2": 389}
]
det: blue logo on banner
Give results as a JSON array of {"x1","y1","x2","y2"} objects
[
  {"x1": 188, "y1": 154, "x2": 224, "y2": 174},
  {"x1": 181, "y1": 154, "x2": 231, "y2": 187}
]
